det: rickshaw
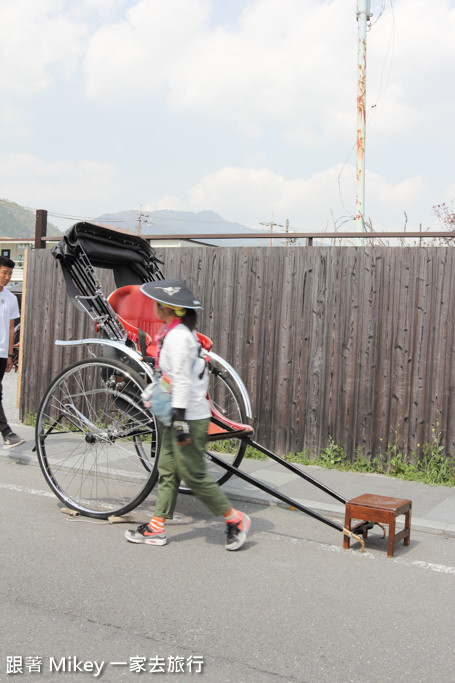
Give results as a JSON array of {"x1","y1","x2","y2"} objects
[{"x1": 34, "y1": 223, "x2": 380, "y2": 551}]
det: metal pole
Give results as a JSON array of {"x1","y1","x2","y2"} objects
[{"x1": 355, "y1": 0, "x2": 371, "y2": 233}]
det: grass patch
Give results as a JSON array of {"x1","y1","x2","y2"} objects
[
  {"x1": 23, "y1": 412, "x2": 37, "y2": 427},
  {"x1": 244, "y1": 433, "x2": 455, "y2": 486}
]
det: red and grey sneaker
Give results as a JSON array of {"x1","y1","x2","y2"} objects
[
  {"x1": 225, "y1": 512, "x2": 251, "y2": 551},
  {"x1": 125, "y1": 522, "x2": 167, "y2": 545}
]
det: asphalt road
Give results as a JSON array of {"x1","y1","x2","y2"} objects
[{"x1": 1, "y1": 451, "x2": 455, "y2": 683}]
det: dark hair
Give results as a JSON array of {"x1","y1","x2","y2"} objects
[
  {"x1": 0, "y1": 255, "x2": 15, "y2": 269},
  {"x1": 180, "y1": 309, "x2": 197, "y2": 332}
]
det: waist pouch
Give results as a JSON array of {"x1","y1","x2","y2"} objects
[{"x1": 142, "y1": 374, "x2": 173, "y2": 427}]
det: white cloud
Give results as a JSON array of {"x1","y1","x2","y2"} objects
[
  {"x1": 144, "y1": 195, "x2": 186, "y2": 212},
  {"x1": 368, "y1": 172, "x2": 426, "y2": 208},
  {"x1": 0, "y1": 153, "x2": 121, "y2": 216},
  {"x1": 0, "y1": 107, "x2": 32, "y2": 141},
  {"x1": 149, "y1": 164, "x2": 432, "y2": 233},
  {"x1": 188, "y1": 167, "x2": 286, "y2": 223},
  {"x1": 185, "y1": 165, "x2": 339, "y2": 228},
  {"x1": 153, "y1": 2, "x2": 353, "y2": 141},
  {"x1": 84, "y1": 0, "x2": 211, "y2": 99},
  {"x1": 4, "y1": 0, "x2": 454, "y2": 152},
  {"x1": 83, "y1": 0, "x2": 358, "y2": 141},
  {"x1": 0, "y1": 0, "x2": 86, "y2": 96},
  {"x1": 365, "y1": 0, "x2": 455, "y2": 137},
  {"x1": 81, "y1": 0, "x2": 455, "y2": 152},
  {"x1": 168, "y1": 0, "x2": 355, "y2": 141},
  {"x1": 80, "y1": 0, "x2": 130, "y2": 13}
]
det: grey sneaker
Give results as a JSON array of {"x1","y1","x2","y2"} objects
[
  {"x1": 125, "y1": 523, "x2": 168, "y2": 545},
  {"x1": 3, "y1": 433, "x2": 25, "y2": 450},
  {"x1": 225, "y1": 512, "x2": 251, "y2": 551}
]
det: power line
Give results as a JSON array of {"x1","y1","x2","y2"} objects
[
  {"x1": 366, "y1": 0, "x2": 395, "y2": 127},
  {"x1": 18, "y1": 205, "x2": 125, "y2": 223}
]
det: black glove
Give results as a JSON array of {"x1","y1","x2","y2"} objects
[{"x1": 172, "y1": 408, "x2": 191, "y2": 446}]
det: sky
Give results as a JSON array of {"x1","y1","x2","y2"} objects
[{"x1": 0, "y1": 0, "x2": 454, "y2": 236}]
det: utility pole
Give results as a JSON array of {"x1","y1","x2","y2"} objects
[
  {"x1": 137, "y1": 206, "x2": 153, "y2": 234},
  {"x1": 260, "y1": 220, "x2": 284, "y2": 246},
  {"x1": 284, "y1": 219, "x2": 297, "y2": 246},
  {"x1": 355, "y1": 0, "x2": 372, "y2": 232}
]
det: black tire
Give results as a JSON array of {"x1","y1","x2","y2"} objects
[
  {"x1": 35, "y1": 358, "x2": 160, "y2": 518},
  {"x1": 179, "y1": 358, "x2": 248, "y2": 493}
]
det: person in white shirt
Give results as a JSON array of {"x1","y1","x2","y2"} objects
[
  {"x1": 125, "y1": 278, "x2": 251, "y2": 551},
  {"x1": 0, "y1": 256, "x2": 25, "y2": 449}
]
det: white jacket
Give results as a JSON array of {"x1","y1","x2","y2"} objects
[{"x1": 159, "y1": 324, "x2": 211, "y2": 421}]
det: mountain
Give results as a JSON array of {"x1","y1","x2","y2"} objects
[
  {"x1": 0, "y1": 199, "x2": 61, "y2": 238},
  {"x1": 96, "y1": 209, "x2": 289, "y2": 246}
]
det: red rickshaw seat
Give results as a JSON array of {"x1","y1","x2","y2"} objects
[{"x1": 108, "y1": 285, "x2": 213, "y2": 357}]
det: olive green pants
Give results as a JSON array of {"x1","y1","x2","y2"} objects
[{"x1": 153, "y1": 418, "x2": 232, "y2": 520}]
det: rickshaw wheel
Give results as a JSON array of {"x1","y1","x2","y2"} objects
[{"x1": 35, "y1": 358, "x2": 160, "y2": 518}]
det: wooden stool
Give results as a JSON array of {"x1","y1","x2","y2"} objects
[{"x1": 343, "y1": 494, "x2": 412, "y2": 557}]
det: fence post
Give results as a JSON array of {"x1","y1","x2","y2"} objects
[{"x1": 34, "y1": 209, "x2": 48, "y2": 249}]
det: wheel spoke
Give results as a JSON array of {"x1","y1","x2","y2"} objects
[{"x1": 36, "y1": 358, "x2": 159, "y2": 518}]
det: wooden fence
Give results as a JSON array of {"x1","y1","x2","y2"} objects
[{"x1": 20, "y1": 246, "x2": 455, "y2": 461}]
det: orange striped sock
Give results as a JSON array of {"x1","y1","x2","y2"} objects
[{"x1": 149, "y1": 517, "x2": 165, "y2": 534}]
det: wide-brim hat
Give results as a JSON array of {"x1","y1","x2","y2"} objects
[{"x1": 141, "y1": 278, "x2": 203, "y2": 310}]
